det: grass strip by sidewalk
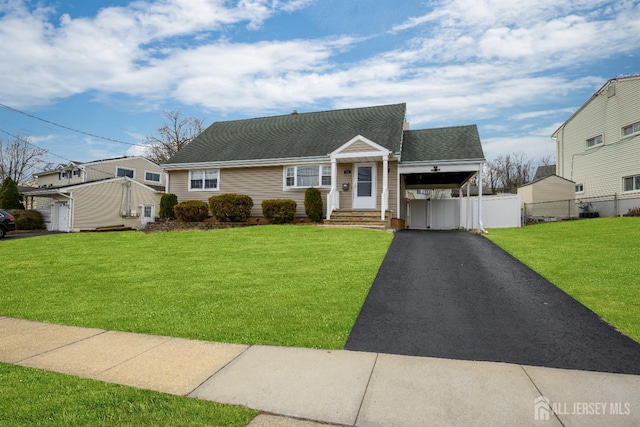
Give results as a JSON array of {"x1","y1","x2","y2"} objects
[
  {"x1": 0, "y1": 362, "x2": 257, "y2": 426},
  {"x1": 1, "y1": 225, "x2": 392, "y2": 349},
  {"x1": 486, "y1": 217, "x2": 640, "y2": 342}
]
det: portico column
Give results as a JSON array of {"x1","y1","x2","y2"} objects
[
  {"x1": 328, "y1": 157, "x2": 338, "y2": 219},
  {"x1": 382, "y1": 155, "x2": 389, "y2": 220}
]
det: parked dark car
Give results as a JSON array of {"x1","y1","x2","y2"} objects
[{"x1": 0, "y1": 209, "x2": 17, "y2": 238}]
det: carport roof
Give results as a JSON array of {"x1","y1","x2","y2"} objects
[{"x1": 401, "y1": 125, "x2": 485, "y2": 163}]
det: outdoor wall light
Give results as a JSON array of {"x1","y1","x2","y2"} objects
[{"x1": 342, "y1": 183, "x2": 350, "y2": 191}]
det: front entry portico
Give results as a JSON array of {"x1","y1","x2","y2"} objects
[{"x1": 327, "y1": 135, "x2": 391, "y2": 221}]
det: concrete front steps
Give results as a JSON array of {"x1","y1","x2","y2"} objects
[{"x1": 323, "y1": 210, "x2": 391, "y2": 230}]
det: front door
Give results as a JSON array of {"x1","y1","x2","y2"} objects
[
  {"x1": 353, "y1": 163, "x2": 376, "y2": 209},
  {"x1": 141, "y1": 205, "x2": 155, "y2": 227},
  {"x1": 56, "y1": 202, "x2": 69, "y2": 232}
]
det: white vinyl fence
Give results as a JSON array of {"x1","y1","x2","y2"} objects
[{"x1": 408, "y1": 194, "x2": 521, "y2": 230}]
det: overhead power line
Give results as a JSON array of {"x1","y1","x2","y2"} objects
[
  {"x1": 0, "y1": 102, "x2": 143, "y2": 147},
  {"x1": 0, "y1": 128, "x2": 73, "y2": 163},
  {"x1": 0, "y1": 128, "x2": 155, "y2": 179}
]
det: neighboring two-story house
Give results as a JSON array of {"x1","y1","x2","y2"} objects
[
  {"x1": 552, "y1": 75, "x2": 640, "y2": 215},
  {"x1": 24, "y1": 156, "x2": 165, "y2": 231}
]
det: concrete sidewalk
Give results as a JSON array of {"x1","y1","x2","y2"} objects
[{"x1": 1, "y1": 316, "x2": 639, "y2": 426}]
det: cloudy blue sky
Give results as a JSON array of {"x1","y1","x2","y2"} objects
[{"x1": 1, "y1": 0, "x2": 639, "y2": 170}]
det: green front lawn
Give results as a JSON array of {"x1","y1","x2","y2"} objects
[
  {"x1": 486, "y1": 217, "x2": 640, "y2": 342},
  {"x1": 0, "y1": 362, "x2": 257, "y2": 426},
  {"x1": 2, "y1": 225, "x2": 392, "y2": 349}
]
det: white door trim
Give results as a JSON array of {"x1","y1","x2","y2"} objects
[
  {"x1": 141, "y1": 204, "x2": 155, "y2": 227},
  {"x1": 56, "y1": 201, "x2": 70, "y2": 232},
  {"x1": 353, "y1": 163, "x2": 377, "y2": 209}
]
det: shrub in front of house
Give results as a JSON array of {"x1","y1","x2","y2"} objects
[
  {"x1": 174, "y1": 200, "x2": 209, "y2": 222},
  {"x1": 160, "y1": 193, "x2": 178, "y2": 219},
  {"x1": 262, "y1": 199, "x2": 297, "y2": 224},
  {"x1": 304, "y1": 187, "x2": 323, "y2": 223},
  {"x1": 208, "y1": 194, "x2": 253, "y2": 222},
  {"x1": 8, "y1": 209, "x2": 45, "y2": 230}
]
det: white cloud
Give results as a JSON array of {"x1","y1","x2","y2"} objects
[
  {"x1": 482, "y1": 134, "x2": 556, "y2": 162},
  {"x1": 126, "y1": 144, "x2": 151, "y2": 157},
  {"x1": 1, "y1": 0, "x2": 640, "y2": 163},
  {"x1": 511, "y1": 108, "x2": 576, "y2": 121},
  {"x1": 0, "y1": 0, "x2": 309, "y2": 107}
]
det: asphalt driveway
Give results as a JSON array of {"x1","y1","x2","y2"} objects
[{"x1": 345, "y1": 230, "x2": 640, "y2": 375}]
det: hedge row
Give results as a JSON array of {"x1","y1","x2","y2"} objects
[{"x1": 171, "y1": 189, "x2": 324, "y2": 224}]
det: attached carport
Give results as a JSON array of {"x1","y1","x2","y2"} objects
[{"x1": 398, "y1": 126, "x2": 486, "y2": 231}]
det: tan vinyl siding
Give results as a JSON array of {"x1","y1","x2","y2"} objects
[
  {"x1": 338, "y1": 163, "x2": 353, "y2": 209},
  {"x1": 518, "y1": 185, "x2": 534, "y2": 205},
  {"x1": 340, "y1": 140, "x2": 377, "y2": 154},
  {"x1": 169, "y1": 161, "x2": 400, "y2": 218},
  {"x1": 380, "y1": 161, "x2": 398, "y2": 217},
  {"x1": 70, "y1": 180, "x2": 161, "y2": 230},
  {"x1": 518, "y1": 176, "x2": 574, "y2": 205},
  {"x1": 169, "y1": 166, "x2": 329, "y2": 217},
  {"x1": 84, "y1": 158, "x2": 165, "y2": 185},
  {"x1": 35, "y1": 157, "x2": 164, "y2": 189},
  {"x1": 556, "y1": 77, "x2": 640, "y2": 199},
  {"x1": 36, "y1": 172, "x2": 83, "y2": 187}
]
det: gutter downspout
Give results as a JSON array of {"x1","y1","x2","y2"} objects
[
  {"x1": 69, "y1": 193, "x2": 74, "y2": 232},
  {"x1": 477, "y1": 163, "x2": 485, "y2": 233}
]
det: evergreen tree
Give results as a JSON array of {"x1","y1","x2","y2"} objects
[{"x1": 0, "y1": 176, "x2": 25, "y2": 209}]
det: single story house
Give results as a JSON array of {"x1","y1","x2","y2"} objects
[
  {"x1": 24, "y1": 156, "x2": 165, "y2": 231},
  {"x1": 162, "y1": 103, "x2": 487, "y2": 231}
]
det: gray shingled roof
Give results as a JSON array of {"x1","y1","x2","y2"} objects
[
  {"x1": 164, "y1": 103, "x2": 407, "y2": 165},
  {"x1": 533, "y1": 165, "x2": 556, "y2": 181},
  {"x1": 401, "y1": 125, "x2": 485, "y2": 162}
]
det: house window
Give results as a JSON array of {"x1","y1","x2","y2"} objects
[
  {"x1": 60, "y1": 171, "x2": 70, "y2": 179},
  {"x1": 623, "y1": 175, "x2": 640, "y2": 192},
  {"x1": 575, "y1": 184, "x2": 584, "y2": 193},
  {"x1": 72, "y1": 169, "x2": 81, "y2": 177},
  {"x1": 284, "y1": 165, "x2": 331, "y2": 188},
  {"x1": 116, "y1": 167, "x2": 134, "y2": 178},
  {"x1": 189, "y1": 169, "x2": 219, "y2": 190},
  {"x1": 586, "y1": 135, "x2": 603, "y2": 148},
  {"x1": 622, "y1": 121, "x2": 640, "y2": 137},
  {"x1": 145, "y1": 171, "x2": 161, "y2": 183}
]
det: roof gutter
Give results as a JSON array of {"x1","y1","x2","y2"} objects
[
  {"x1": 162, "y1": 155, "x2": 337, "y2": 170},
  {"x1": 399, "y1": 158, "x2": 486, "y2": 166}
]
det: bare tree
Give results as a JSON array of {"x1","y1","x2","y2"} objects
[
  {"x1": 484, "y1": 151, "x2": 534, "y2": 193},
  {"x1": 483, "y1": 162, "x2": 499, "y2": 195},
  {"x1": 144, "y1": 111, "x2": 204, "y2": 164},
  {"x1": 0, "y1": 134, "x2": 51, "y2": 183},
  {"x1": 538, "y1": 154, "x2": 555, "y2": 167}
]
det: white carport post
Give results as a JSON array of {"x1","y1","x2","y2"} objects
[
  {"x1": 477, "y1": 163, "x2": 484, "y2": 233},
  {"x1": 466, "y1": 181, "x2": 472, "y2": 230}
]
